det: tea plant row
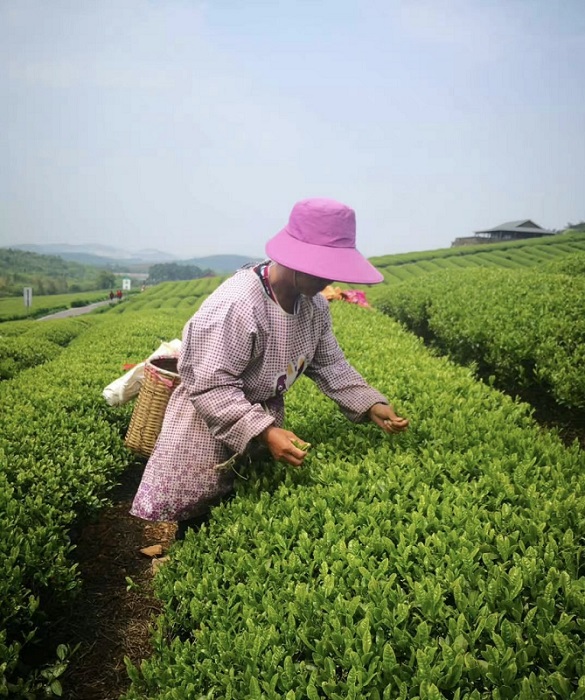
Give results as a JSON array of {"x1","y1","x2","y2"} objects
[
  {"x1": 1, "y1": 278, "x2": 584, "y2": 697},
  {"x1": 0, "y1": 310, "x2": 186, "y2": 695},
  {"x1": 123, "y1": 302, "x2": 585, "y2": 699},
  {"x1": 0, "y1": 317, "x2": 97, "y2": 380},
  {"x1": 376, "y1": 268, "x2": 585, "y2": 409},
  {"x1": 106, "y1": 277, "x2": 227, "y2": 315},
  {"x1": 366, "y1": 231, "x2": 585, "y2": 295}
]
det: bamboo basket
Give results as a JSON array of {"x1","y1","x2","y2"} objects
[{"x1": 124, "y1": 356, "x2": 181, "y2": 458}]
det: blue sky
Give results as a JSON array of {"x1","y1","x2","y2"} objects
[{"x1": 1, "y1": 0, "x2": 584, "y2": 259}]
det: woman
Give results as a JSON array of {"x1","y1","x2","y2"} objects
[{"x1": 131, "y1": 198, "x2": 409, "y2": 536}]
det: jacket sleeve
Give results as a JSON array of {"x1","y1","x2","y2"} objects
[
  {"x1": 178, "y1": 295, "x2": 274, "y2": 454},
  {"x1": 304, "y1": 299, "x2": 388, "y2": 422}
]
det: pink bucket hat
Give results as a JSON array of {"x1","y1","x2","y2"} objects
[{"x1": 265, "y1": 198, "x2": 383, "y2": 284}]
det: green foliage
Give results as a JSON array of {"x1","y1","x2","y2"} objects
[
  {"x1": 539, "y1": 252, "x2": 585, "y2": 277},
  {"x1": 370, "y1": 230, "x2": 585, "y2": 270},
  {"x1": 0, "y1": 290, "x2": 110, "y2": 322},
  {"x1": 121, "y1": 303, "x2": 585, "y2": 699},
  {"x1": 376, "y1": 268, "x2": 585, "y2": 409},
  {"x1": 2, "y1": 269, "x2": 584, "y2": 697},
  {"x1": 0, "y1": 336, "x2": 61, "y2": 380},
  {"x1": 105, "y1": 277, "x2": 226, "y2": 315},
  {"x1": 0, "y1": 309, "x2": 186, "y2": 695},
  {"x1": 147, "y1": 263, "x2": 214, "y2": 284},
  {"x1": 0, "y1": 248, "x2": 119, "y2": 298},
  {"x1": 564, "y1": 221, "x2": 585, "y2": 232},
  {"x1": 365, "y1": 231, "x2": 585, "y2": 306},
  {"x1": 0, "y1": 317, "x2": 94, "y2": 381},
  {"x1": 96, "y1": 270, "x2": 116, "y2": 289},
  {"x1": 25, "y1": 317, "x2": 97, "y2": 347}
]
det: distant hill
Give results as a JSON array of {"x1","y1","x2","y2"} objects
[
  {"x1": 8, "y1": 244, "x2": 260, "y2": 274},
  {"x1": 0, "y1": 248, "x2": 90, "y2": 277},
  {"x1": 10, "y1": 243, "x2": 176, "y2": 269},
  {"x1": 178, "y1": 254, "x2": 261, "y2": 273},
  {"x1": 0, "y1": 247, "x2": 115, "y2": 296}
]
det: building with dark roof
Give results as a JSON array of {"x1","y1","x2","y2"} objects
[{"x1": 452, "y1": 219, "x2": 555, "y2": 247}]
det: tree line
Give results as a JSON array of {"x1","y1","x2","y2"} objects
[
  {"x1": 0, "y1": 248, "x2": 116, "y2": 297},
  {"x1": 0, "y1": 248, "x2": 219, "y2": 298},
  {"x1": 146, "y1": 263, "x2": 214, "y2": 284}
]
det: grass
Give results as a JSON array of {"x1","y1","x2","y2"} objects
[{"x1": 0, "y1": 290, "x2": 113, "y2": 322}]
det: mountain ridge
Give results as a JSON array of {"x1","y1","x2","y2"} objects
[{"x1": 4, "y1": 244, "x2": 261, "y2": 273}]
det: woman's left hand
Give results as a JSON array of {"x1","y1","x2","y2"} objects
[{"x1": 368, "y1": 403, "x2": 409, "y2": 434}]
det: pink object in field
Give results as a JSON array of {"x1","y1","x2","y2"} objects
[
  {"x1": 342, "y1": 289, "x2": 370, "y2": 307},
  {"x1": 321, "y1": 285, "x2": 371, "y2": 308}
]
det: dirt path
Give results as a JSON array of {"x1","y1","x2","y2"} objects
[{"x1": 58, "y1": 466, "x2": 176, "y2": 700}]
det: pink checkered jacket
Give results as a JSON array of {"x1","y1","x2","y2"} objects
[{"x1": 131, "y1": 267, "x2": 387, "y2": 522}]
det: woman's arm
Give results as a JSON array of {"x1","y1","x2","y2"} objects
[{"x1": 305, "y1": 299, "x2": 408, "y2": 431}]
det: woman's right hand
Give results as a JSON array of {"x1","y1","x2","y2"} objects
[{"x1": 260, "y1": 426, "x2": 309, "y2": 467}]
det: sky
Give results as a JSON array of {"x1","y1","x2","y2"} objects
[{"x1": 1, "y1": 0, "x2": 584, "y2": 260}]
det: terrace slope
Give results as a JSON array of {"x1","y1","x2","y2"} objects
[
  {"x1": 365, "y1": 230, "x2": 585, "y2": 305},
  {"x1": 2, "y1": 233, "x2": 584, "y2": 698}
]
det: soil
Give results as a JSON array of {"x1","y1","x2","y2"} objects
[
  {"x1": 512, "y1": 385, "x2": 585, "y2": 451},
  {"x1": 57, "y1": 465, "x2": 177, "y2": 700}
]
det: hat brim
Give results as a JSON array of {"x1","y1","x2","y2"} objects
[{"x1": 265, "y1": 227, "x2": 384, "y2": 285}]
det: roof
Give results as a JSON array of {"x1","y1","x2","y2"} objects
[{"x1": 475, "y1": 219, "x2": 555, "y2": 235}]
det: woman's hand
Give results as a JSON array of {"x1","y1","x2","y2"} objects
[
  {"x1": 368, "y1": 403, "x2": 409, "y2": 434},
  {"x1": 260, "y1": 426, "x2": 309, "y2": 467}
]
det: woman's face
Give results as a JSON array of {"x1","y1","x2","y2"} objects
[{"x1": 293, "y1": 271, "x2": 334, "y2": 297}]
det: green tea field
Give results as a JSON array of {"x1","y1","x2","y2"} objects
[{"x1": 1, "y1": 234, "x2": 583, "y2": 699}]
